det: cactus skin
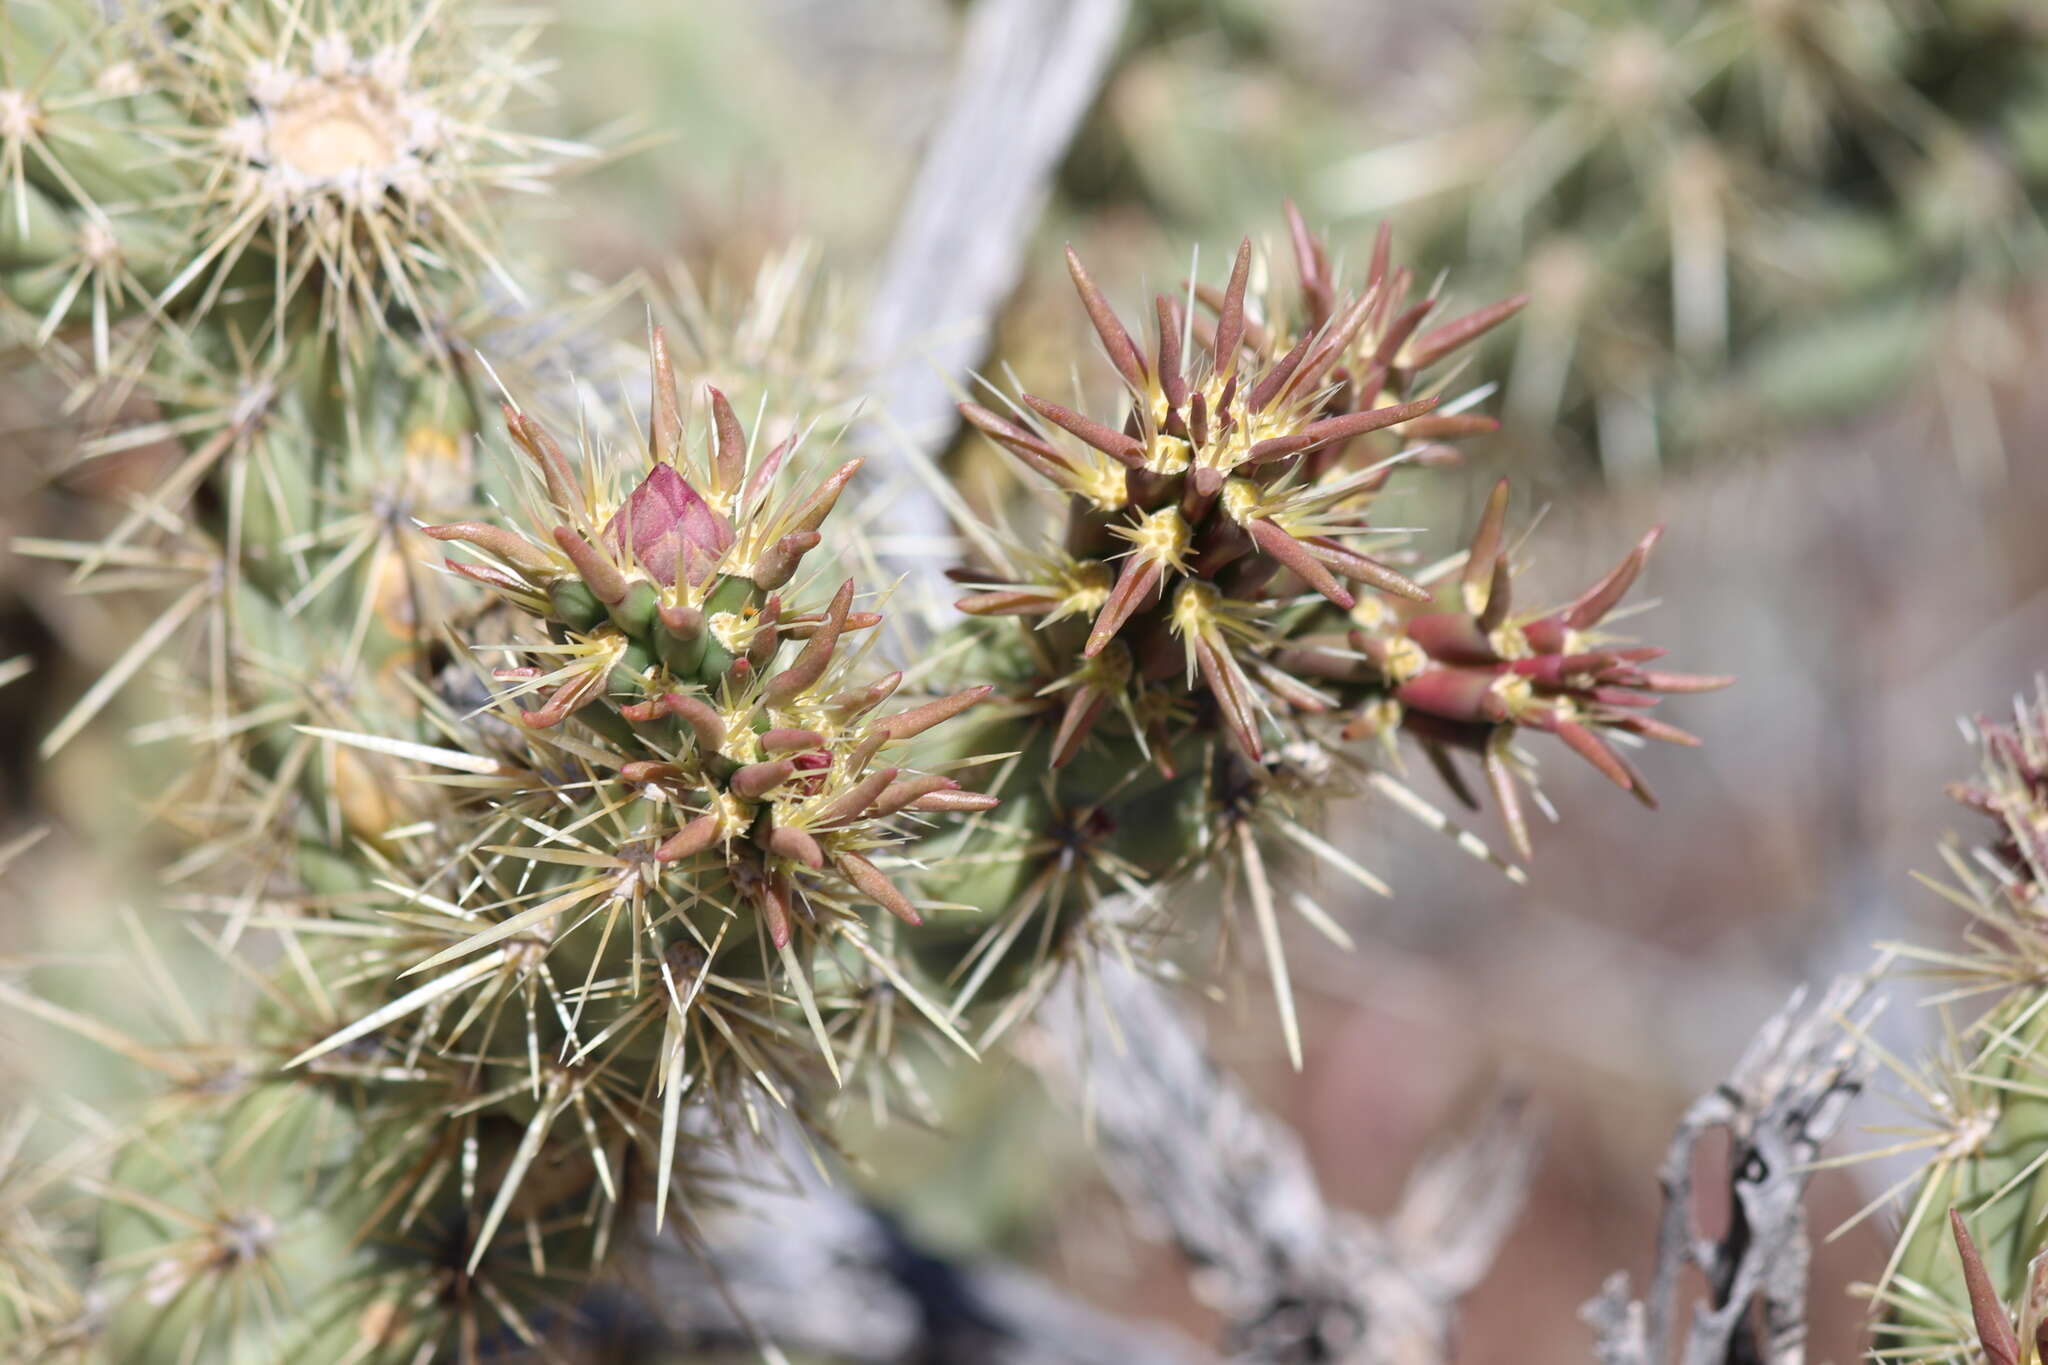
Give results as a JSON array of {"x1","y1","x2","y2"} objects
[
  {"x1": 1886, "y1": 1004, "x2": 2048, "y2": 1359},
  {"x1": 96, "y1": 1080, "x2": 362, "y2": 1364}
]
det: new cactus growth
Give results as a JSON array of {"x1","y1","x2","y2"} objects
[{"x1": 929, "y1": 208, "x2": 1725, "y2": 1059}]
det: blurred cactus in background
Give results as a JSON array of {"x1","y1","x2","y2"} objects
[
  {"x1": 1342, "y1": 0, "x2": 2048, "y2": 481},
  {"x1": 0, "y1": 0, "x2": 1754, "y2": 1361},
  {"x1": 1080, "y1": 0, "x2": 2048, "y2": 482}
]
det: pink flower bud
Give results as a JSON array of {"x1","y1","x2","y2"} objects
[{"x1": 603, "y1": 463, "x2": 733, "y2": 586}]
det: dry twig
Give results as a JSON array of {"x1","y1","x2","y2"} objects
[{"x1": 1582, "y1": 976, "x2": 1878, "y2": 1365}]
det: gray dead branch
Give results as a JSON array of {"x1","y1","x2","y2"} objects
[
  {"x1": 1031, "y1": 952, "x2": 1542, "y2": 1365},
  {"x1": 1582, "y1": 975, "x2": 1878, "y2": 1365},
  {"x1": 854, "y1": 0, "x2": 1129, "y2": 598},
  {"x1": 630, "y1": 1122, "x2": 1214, "y2": 1365},
  {"x1": 630, "y1": 946, "x2": 1540, "y2": 1365}
]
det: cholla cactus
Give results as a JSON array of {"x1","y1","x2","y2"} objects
[
  {"x1": 4, "y1": 345, "x2": 1000, "y2": 1359},
  {"x1": 932, "y1": 208, "x2": 1724, "y2": 1057},
  {"x1": 419, "y1": 331, "x2": 993, "y2": 977},
  {"x1": 1861, "y1": 684, "x2": 2048, "y2": 1362},
  {"x1": 2, "y1": 0, "x2": 605, "y2": 776},
  {"x1": 147, "y1": 0, "x2": 580, "y2": 347},
  {"x1": 2, "y1": 0, "x2": 591, "y2": 374},
  {"x1": 0, "y1": 1, "x2": 1736, "y2": 1357},
  {"x1": 957, "y1": 226, "x2": 1469, "y2": 764},
  {"x1": 955, "y1": 207, "x2": 1518, "y2": 765}
]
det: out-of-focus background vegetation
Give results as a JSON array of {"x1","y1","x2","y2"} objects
[{"x1": 7, "y1": 1, "x2": 2048, "y2": 1360}]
